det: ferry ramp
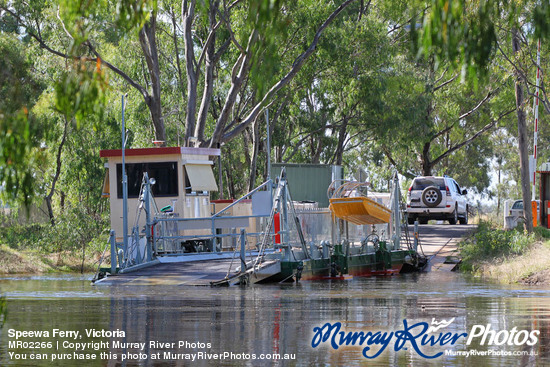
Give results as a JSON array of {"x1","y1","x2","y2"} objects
[
  {"x1": 95, "y1": 259, "x2": 238, "y2": 286},
  {"x1": 411, "y1": 224, "x2": 476, "y2": 272}
]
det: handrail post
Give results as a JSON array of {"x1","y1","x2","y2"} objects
[
  {"x1": 110, "y1": 230, "x2": 116, "y2": 274},
  {"x1": 413, "y1": 220, "x2": 419, "y2": 252},
  {"x1": 212, "y1": 218, "x2": 217, "y2": 252},
  {"x1": 144, "y1": 174, "x2": 153, "y2": 262},
  {"x1": 240, "y1": 229, "x2": 246, "y2": 274},
  {"x1": 121, "y1": 94, "x2": 129, "y2": 267}
]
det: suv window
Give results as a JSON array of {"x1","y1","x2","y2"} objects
[
  {"x1": 511, "y1": 201, "x2": 523, "y2": 210},
  {"x1": 453, "y1": 181, "x2": 461, "y2": 194},
  {"x1": 446, "y1": 179, "x2": 455, "y2": 192},
  {"x1": 412, "y1": 178, "x2": 445, "y2": 190},
  {"x1": 511, "y1": 200, "x2": 540, "y2": 211}
]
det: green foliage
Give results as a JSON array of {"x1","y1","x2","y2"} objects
[
  {"x1": 532, "y1": 1, "x2": 550, "y2": 39},
  {"x1": 247, "y1": 0, "x2": 286, "y2": 96},
  {"x1": 58, "y1": 0, "x2": 154, "y2": 42},
  {"x1": 0, "y1": 206, "x2": 108, "y2": 254},
  {"x1": 415, "y1": 0, "x2": 500, "y2": 79},
  {"x1": 114, "y1": 0, "x2": 155, "y2": 32},
  {"x1": 414, "y1": 0, "x2": 550, "y2": 83},
  {"x1": 55, "y1": 59, "x2": 108, "y2": 128},
  {"x1": 533, "y1": 226, "x2": 550, "y2": 240},
  {"x1": 443, "y1": 137, "x2": 492, "y2": 193},
  {"x1": 0, "y1": 223, "x2": 44, "y2": 250},
  {"x1": 459, "y1": 220, "x2": 535, "y2": 271},
  {"x1": 0, "y1": 110, "x2": 33, "y2": 204},
  {"x1": 0, "y1": 35, "x2": 43, "y2": 206}
]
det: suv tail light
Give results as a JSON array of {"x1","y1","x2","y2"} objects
[
  {"x1": 408, "y1": 186, "x2": 412, "y2": 196},
  {"x1": 445, "y1": 186, "x2": 451, "y2": 196}
]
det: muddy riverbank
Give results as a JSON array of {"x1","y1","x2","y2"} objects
[
  {"x1": 458, "y1": 221, "x2": 550, "y2": 285},
  {"x1": 467, "y1": 242, "x2": 550, "y2": 285}
]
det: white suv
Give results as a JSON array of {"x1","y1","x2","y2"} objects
[{"x1": 406, "y1": 176, "x2": 469, "y2": 225}]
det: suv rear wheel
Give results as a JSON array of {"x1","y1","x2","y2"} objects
[
  {"x1": 448, "y1": 207, "x2": 458, "y2": 225},
  {"x1": 459, "y1": 207, "x2": 468, "y2": 225}
]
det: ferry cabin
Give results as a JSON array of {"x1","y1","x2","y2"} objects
[{"x1": 100, "y1": 146, "x2": 220, "y2": 242}]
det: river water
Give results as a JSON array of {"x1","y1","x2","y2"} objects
[{"x1": 1, "y1": 271, "x2": 549, "y2": 366}]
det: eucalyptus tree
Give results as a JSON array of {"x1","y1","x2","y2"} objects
[
  {"x1": 414, "y1": 0, "x2": 550, "y2": 232},
  {"x1": 265, "y1": 0, "x2": 515, "y2": 197},
  {"x1": 182, "y1": 0, "x2": 360, "y2": 149},
  {"x1": 266, "y1": 2, "x2": 393, "y2": 168},
  {"x1": 371, "y1": 58, "x2": 515, "y2": 178},
  {"x1": 0, "y1": 34, "x2": 43, "y2": 207},
  {"x1": 0, "y1": 0, "x2": 362, "y2": 203},
  {"x1": 0, "y1": 0, "x2": 358, "y2": 146}
]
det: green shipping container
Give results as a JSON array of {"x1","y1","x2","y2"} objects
[{"x1": 271, "y1": 163, "x2": 343, "y2": 208}]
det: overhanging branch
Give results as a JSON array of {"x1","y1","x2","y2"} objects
[
  {"x1": 381, "y1": 145, "x2": 416, "y2": 179},
  {"x1": 431, "y1": 108, "x2": 516, "y2": 167},
  {"x1": 1, "y1": 6, "x2": 149, "y2": 99},
  {"x1": 458, "y1": 90, "x2": 495, "y2": 120},
  {"x1": 219, "y1": 0, "x2": 358, "y2": 144},
  {"x1": 433, "y1": 73, "x2": 458, "y2": 92}
]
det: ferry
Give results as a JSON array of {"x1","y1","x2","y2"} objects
[{"x1": 94, "y1": 145, "x2": 426, "y2": 286}]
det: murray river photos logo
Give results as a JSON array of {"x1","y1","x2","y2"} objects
[{"x1": 311, "y1": 318, "x2": 539, "y2": 359}]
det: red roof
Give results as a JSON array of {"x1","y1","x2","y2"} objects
[{"x1": 100, "y1": 147, "x2": 221, "y2": 158}]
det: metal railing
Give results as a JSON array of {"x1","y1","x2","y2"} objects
[
  {"x1": 328, "y1": 180, "x2": 370, "y2": 199},
  {"x1": 150, "y1": 178, "x2": 274, "y2": 256},
  {"x1": 104, "y1": 178, "x2": 276, "y2": 274}
]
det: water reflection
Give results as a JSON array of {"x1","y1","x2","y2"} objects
[{"x1": 0, "y1": 272, "x2": 550, "y2": 366}]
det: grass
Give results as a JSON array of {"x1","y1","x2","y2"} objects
[
  {"x1": 459, "y1": 220, "x2": 550, "y2": 283},
  {"x1": 0, "y1": 207, "x2": 109, "y2": 274},
  {"x1": 459, "y1": 220, "x2": 534, "y2": 269},
  {"x1": 0, "y1": 243, "x2": 104, "y2": 274},
  {"x1": 478, "y1": 242, "x2": 550, "y2": 284}
]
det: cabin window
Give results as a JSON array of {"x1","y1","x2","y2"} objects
[
  {"x1": 116, "y1": 162, "x2": 178, "y2": 198},
  {"x1": 184, "y1": 167, "x2": 193, "y2": 194}
]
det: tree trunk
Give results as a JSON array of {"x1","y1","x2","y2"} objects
[
  {"x1": 45, "y1": 197, "x2": 55, "y2": 226},
  {"x1": 248, "y1": 116, "x2": 261, "y2": 191},
  {"x1": 421, "y1": 142, "x2": 433, "y2": 176},
  {"x1": 59, "y1": 190, "x2": 66, "y2": 212},
  {"x1": 139, "y1": 13, "x2": 166, "y2": 143},
  {"x1": 312, "y1": 139, "x2": 323, "y2": 164},
  {"x1": 195, "y1": 0, "x2": 218, "y2": 145},
  {"x1": 81, "y1": 240, "x2": 86, "y2": 274},
  {"x1": 242, "y1": 128, "x2": 252, "y2": 168},
  {"x1": 209, "y1": 40, "x2": 255, "y2": 148},
  {"x1": 334, "y1": 115, "x2": 349, "y2": 165},
  {"x1": 170, "y1": 7, "x2": 186, "y2": 111},
  {"x1": 497, "y1": 167, "x2": 501, "y2": 215},
  {"x1": 512, "y1": 28, "x2": 533, "y2": 233},
  {"x1": 45, "y1": 116, "x2": 70, "y2": 226},
  {"x1": 183, "y1": 0, "x2": 197, "y2": 145},
  {"x1": 225, "y1": 145, "x2": 236, "y2": 198},
  {"x1": 421, "y1": 56, "x2": 435, "y2": 176}
]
